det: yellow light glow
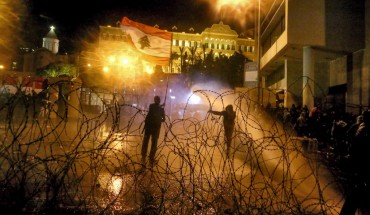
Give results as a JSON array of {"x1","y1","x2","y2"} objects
[
  {"x1": 218, "y1": 0, "x2": 249, "y2": 6},
  {"x1": 103, "y1": 67, "x2": 109, "y2": 73},
  {"x1": 87, "y1": 63, "x2": 91, "y2": 67},
  {"x1": 1, "y1": 1, "x2": 25, "y2": 68},
  {"x1": 111, "y1": 176, "x2": 123, "y2": 195},
  {"x1": 121, "y1": 58, "x2": 129, "y2": 65},
  {"x1": 0, "y1": 65, "x2": 4, "y2": 70},
  {"x1": 199, "y1": 0, "x2": 254, "y2": 29},
  {"x1": 97, "y1": 173, "x2": 133, "y2": 197},
  {"x1": 108, "y1": 56, "x2": 115, "y2": 63},
  {"x1": 145, "y1": 65, "x2": 154, "y2": 74}
]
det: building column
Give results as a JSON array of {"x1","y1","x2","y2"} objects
[
  {"x1": 259, "y1": 76, "x2": 266, "y2": 105},
  {"x1": 284, "y1": 58, "x2": 303, "y2": 108},
  {"x1": 284, "y1": 59, "x2": 291, "y2": 108},
  {"x1": 303, "y1": 46, "x2": 315, "y2": 109}
]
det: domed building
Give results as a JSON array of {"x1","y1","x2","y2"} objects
[{"x1": 23, "y1": 26, "x2": 75, "y2": 73}]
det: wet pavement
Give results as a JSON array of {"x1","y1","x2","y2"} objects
[{"x1": 0, "y1": 114, "x2": 348, "y2": 214}]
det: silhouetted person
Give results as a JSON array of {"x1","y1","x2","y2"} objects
[
  {"x1": 340, "y1": 110, "x2": 370, "y2": 215},
  {"x1": 308, "y1": 103, "x2": 321, "y2": 138},
  {"x1": 209, "y1": 105, "x2": 236, "y2": 157},
  {"x1": 141, "y1": 96, "x2": 165, "y2": 168},
  {"x1": 295, "y1": 112, "x2": 308, "y2": 137},
  {"x1": 290, "y1": 104, "x2": 299, "y2": 124},
  {"x1": 345, "y1": 115, "x2": 363, "y2": 156},
  {"x1": 331, "y1": 116, "x2": 348, "y2": 159}
]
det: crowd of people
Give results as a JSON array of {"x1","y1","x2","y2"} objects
[
  {"x1": 269, "y1": 103, "x2": 367, "y2": 159},
  {"x1": 267, "y1": 103, "x2": 369, "y2": 214}
]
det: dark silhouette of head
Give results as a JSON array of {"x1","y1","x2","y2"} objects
[
  {"x1": 154, "y1": 96, "x2": 161, "y2": 104},
  {"x1": 226, "y1": 105, "x2": 233, "y2": 112},
  {"x1": 356, "y1": 115, "x2": 363, "y2": 124},
  {"x1": 362, "y1": 110, "x2": 370, "y2": 124}
]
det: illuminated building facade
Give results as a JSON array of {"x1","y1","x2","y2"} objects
[
  {"x1": 94, "y1": 22, "x2": 255, "y2": 74},
  {"x1": 257, "y1": 0, "x2": 369, "y2": 114},
  {"x1": 171, "y1": 21, "x2": 255, "y2": 73},
  {"x1": 79, "y1": 26, "x2": 145, "y2": 111},
  {"x1": 78, "y1": 22, "x2": 255, "y2": 111}
]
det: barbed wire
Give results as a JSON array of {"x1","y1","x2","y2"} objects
[{"x1": 0, "y1": 80, "x2": 345, "y2": 214}]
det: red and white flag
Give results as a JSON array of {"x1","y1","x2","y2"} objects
[{"x1": 121, "y1": 17, "x2": 172, "y2": 66}]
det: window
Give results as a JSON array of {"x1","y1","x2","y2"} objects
[
  {"x1": 241, "y1": 45, "x2": 245, "y2": 52},
  {"x1": 102, "y1": 34, "x2": 108, "y2": 40},
  {"x1": 281, "y1": 16, "x2": 285, "y2": 32},
  {"x1": 262, "y1": 15, "x2": 286, "y2": 55}
]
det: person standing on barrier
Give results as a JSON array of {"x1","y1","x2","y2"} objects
[
  {"x1": 141, "y1": 96, "x2": 165, "y2": 168},
  {"x1": 208, "y1": 104, "x2": 236, "y2": 157}
]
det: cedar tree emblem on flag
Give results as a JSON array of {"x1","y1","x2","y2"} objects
[
  {"x1": 121, "y1": 17, "x2": 172, "y2": 66},
  {"x1": 139, "y1": 35, "x2": 151, "y2": 49}
]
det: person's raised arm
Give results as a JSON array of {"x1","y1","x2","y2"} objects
[{"x1": 208, "y1": 110, "x2": 223, "y2": 116}]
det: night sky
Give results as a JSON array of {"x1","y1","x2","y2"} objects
[{"x1": 25, "y1": 0, "x2": 243, "y2": 53}]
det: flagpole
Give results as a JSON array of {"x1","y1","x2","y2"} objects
[
  {"x1": 163, "y1": 73, "x2": 169, "y2": 107},
  {"x1": 163, "y1": 32, "x2": 173, "y2": 107}
]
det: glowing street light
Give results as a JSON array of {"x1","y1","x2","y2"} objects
[
  {"x1": 121, "y1": 58, "x2": 129, "y2": 65},
  {"x1": 108, "y1": 56, "x2": 116, "y2": 63},
  {"x1": 189, "y1": 94, "x2": 201, "y2": 104},
  {"x1": 103, "y1": 66, "x2": 109, "y2": 73},
  {"x1": 145, "y1": 65, "x2": 154, "y2": 74}
]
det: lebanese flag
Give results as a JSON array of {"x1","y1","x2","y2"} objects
[{"x1": 121, "y1": 17, "x2": 172, "y2": 66}]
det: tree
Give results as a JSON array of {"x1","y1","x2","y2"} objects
[
  {"x1": 178, "y1": 47, "x2": 185, "y2": 73},
  {"x1": 36, "y1": 62, "x2": 77, "y2": 78},
  {"x1": 204, "y1": 49, "x2": 215, "y2": 74},
  {"x1": 186, "y1": 50, "x2": 247, "y2": 88},
  {"x1": 189, "y1": 46, "x2": 197, "y2": 65},
  {"x1": 229, "y1": 52, "x2": 247, "y2": 87}
]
